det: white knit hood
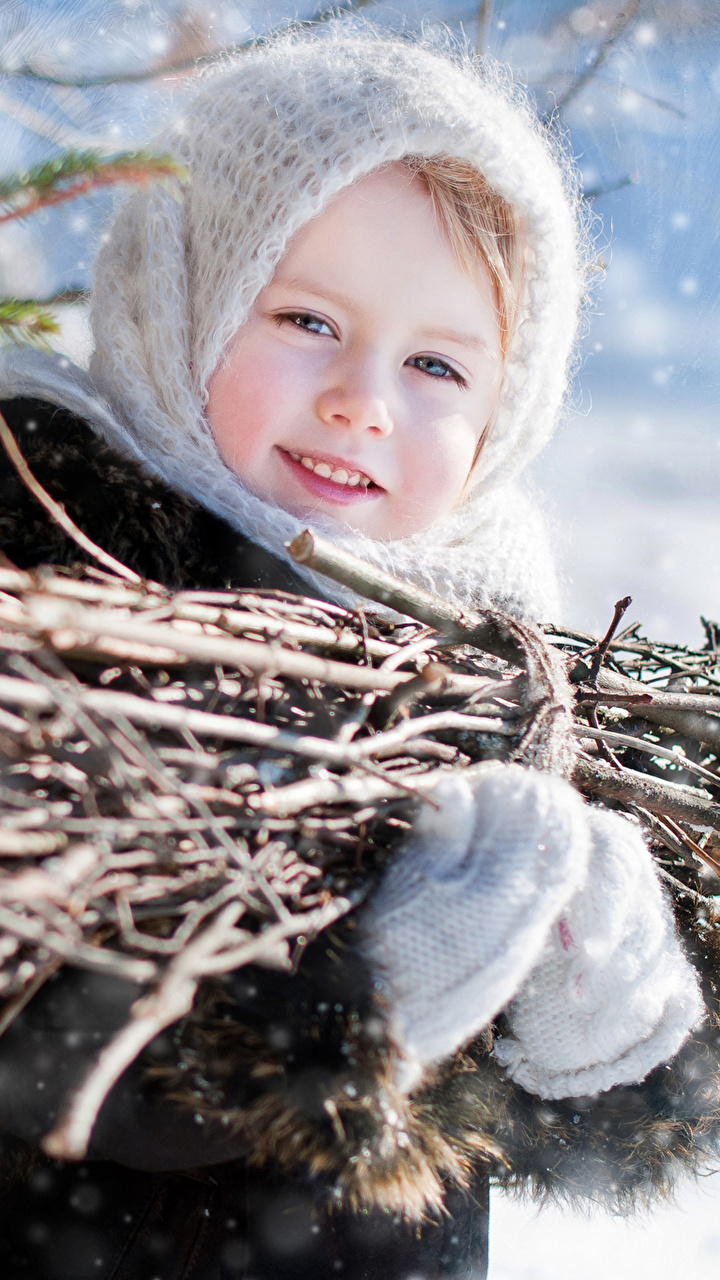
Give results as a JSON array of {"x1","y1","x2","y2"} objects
[{"x1": 12, "y1": 25, "x2": 590, "y2": 620}]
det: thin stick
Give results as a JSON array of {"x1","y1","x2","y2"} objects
[
  {"x1": 350, "y1": 709, "x2": 514, "y2": 758},
  {"x1": 620, "y1": 710, "x2": 720, "y2": 753},
  {"x1": 250, "y1": 759, "x2": 498, "y2": 818},
  {"x1": 0, "y1": 413, "x2": 140, "y2": 583},
  {"x1": 0, "y1": 673, "x2": 515, "y2": 767},
  {"x1": 477, "y1": 0, "x2": 494, "y2": 54},
  {"x1": 0, "y1": 672, "x2": 398, "y2": 757},
  {"x1": 1, "y1": 571, "x2": 146, "y2": 605},
  {"x1": 576, "y1": 725, "x2": 720, "y2": 788},
  {"x1": 196, "y1": 894, "x2": 353, "y2": 975},
  {"x1": 632, "y1": 804, "x2": 720, "y2": 880},
  {"x1": 214, "y1": 607, "x2": 396, "y2": 659},
  {"x1": 655, "y1": 864, "x2": 717, "y2": 908},
  {"x1": 586, "y1": 595, "x2": 632, "y2": 685},
  {"x1": 3, "y1": 589, "x2": 488, "y2": 694},
  {"x1": 585, "y1": 672, "x2": 720, "y2": 715},
  {"x1": 0, "y1": 902, "x2": 156, "y2": 982},
  {"x1": 287, "y1": 528, "x2": 479, "y2": 632},
  {"x1": 379, "y1": 635, "x2": 438, "y2": 672},
  {"x1": 660, "y1": 813, "x2": 720, "y2": 878},
  {"x1": 18, "y1": 601, "x2": 417, "y2": 692},
  {"x1": 23, "y1": 815, "x2": 235, "y2": 836},
  {"x1": 551, "y1": 0, "x2": 644, "y2": 117},
  {"x1": 42, "y1": 902, "x2": 244, "y2": 1160},
  {"x1": 574, "y1": 755, "x2": 720, "y2": 828},
  {"x1": 287, "y1": 529, "x2": 520, "y2": 664}
]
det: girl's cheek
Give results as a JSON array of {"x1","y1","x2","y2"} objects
[
  {"x1": 208, "y1": 344, "x2": 304, "y2": 471},
  {"x1": 399, "y1": 417, "x2": 478, "y2": 512}
]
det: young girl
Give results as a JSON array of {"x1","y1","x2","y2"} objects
[{"x1": 0, "y1": 23, "x2": 717, "y2": 1280}]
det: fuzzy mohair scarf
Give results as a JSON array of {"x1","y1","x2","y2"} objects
[{"x1": 9, "y1": 25, "x2": 591, "y2": 621}]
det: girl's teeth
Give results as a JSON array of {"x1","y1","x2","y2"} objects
[{"x1": 289, "y1": 452, "x2": 370, "y2": 489}]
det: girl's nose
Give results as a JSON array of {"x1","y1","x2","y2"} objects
[{"x1": 315, "y1": 378, "x2": 394, "y2": 438}]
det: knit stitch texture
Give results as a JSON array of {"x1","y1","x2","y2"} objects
[
  {"x1": 493, "y1": 806, "x2": 704, "y2": 1098},
  {"x1": 360, "y1": 765, "x2": 592, "y2": 1085}
]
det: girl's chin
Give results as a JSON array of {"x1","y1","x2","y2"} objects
[{"x1": 278, "y1": 492, "x2": 389, "y2": 539}]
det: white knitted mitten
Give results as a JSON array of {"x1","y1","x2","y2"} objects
[
  {"x1": 359, "y1": 765, "x2": 591, "y2": 1091},
  {"x1": 493, "y1": 806, "x2": 704, "y2": 1099}
]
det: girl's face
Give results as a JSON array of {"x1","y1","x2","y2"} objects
[{"x1": 206, "y1": 165, "x2": 504, "y2": 540}]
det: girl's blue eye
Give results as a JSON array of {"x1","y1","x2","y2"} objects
[
  {"x1": 408, "y1": 355, "x2": 466, "y2": 386},
  {"x1": 281, "y1": 312, "x2": 334, "y2": 336}
]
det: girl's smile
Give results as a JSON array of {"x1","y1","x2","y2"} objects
[
  {"x1": 278, "y1": 447, "x2": 383, "y2": 504},
  {"x1": 205, "y1": 164, "x2": 504, "y2": 540}
]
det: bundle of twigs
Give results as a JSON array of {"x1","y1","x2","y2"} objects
[
  {"x1": 0, "y1": 526, "x2": 564, "y2": 1157},
  {"x1": 0, "y1": 516, "x2": 718, "y2": 1161}
]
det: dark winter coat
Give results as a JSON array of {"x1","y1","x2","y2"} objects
[{"x1": 1, "y1": 395, "x2": 720, "y2": 1280}]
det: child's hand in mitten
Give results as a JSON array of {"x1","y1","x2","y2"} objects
[
  {"x1": 493, "y1": 806, "x2": 704, "y2": 1099},
  {"x1": 359, "y1": 764, "x2": 591, "y2": 1092}
]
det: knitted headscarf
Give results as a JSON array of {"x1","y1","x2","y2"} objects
[{"x1": 43, "y1": 26, "x2": 592, "y2": 618}]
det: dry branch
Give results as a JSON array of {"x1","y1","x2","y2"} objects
[
  {"x1": 551, "y1": 0, "x2": 645, "y2": 118},
  {"x1": 1, "y1": 0, "x2": 378, "y2": 89},
  {"x1": 575, "y1": 725, "x2": 720, "y2": 788},
  {"x1": 574, "y1": 756, "x2": 720, "y2": 828},
  {"x1": 477, "y1": 0, "x2": 494, "y2": 54},
  {"x1": 288, "y1": 529, "x2": 521, "y2": 663}
]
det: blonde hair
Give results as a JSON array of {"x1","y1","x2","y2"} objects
[{"x1": 403, "y1": 154, "x2": 524, "y2": 353}]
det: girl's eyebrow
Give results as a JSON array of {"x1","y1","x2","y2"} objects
[
  {"x1": 270, "y1": 276, "x2": 359, "y2": 314},
  {"x1": 419, "y1": 326, "x2": 493, "y2": 356}
]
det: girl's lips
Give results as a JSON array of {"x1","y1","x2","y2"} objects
[{"x1": 277, "y1": 448, "x2": 384, "y2": 506}]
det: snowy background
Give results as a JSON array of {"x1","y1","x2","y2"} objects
[{"x1": 0, "y1": 1, "x2": 719, "y2": 1275}]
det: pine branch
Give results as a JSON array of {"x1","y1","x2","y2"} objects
[
  {"x1": 0, "y1": 300, "x2": 59, "y2": 350},
  {"x1": 0, "y1": 149, "x2": 188, "y2": 226}
]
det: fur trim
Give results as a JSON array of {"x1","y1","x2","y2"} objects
[
  {"x1": 0, "y1": 394, "x2": 306, "y2": 595},
  {"x1": 151, "y1": 898, "x2": 720, "y2": 1222},
  {"x1": 0, "y1": 1132, "x2": 46, "y2": 1193},
  {"x1": 149, "y1": 926, "x2": 489, "y2": 1222}
]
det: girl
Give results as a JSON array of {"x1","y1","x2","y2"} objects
[{"x1": 0, "y1": 23, "x2": 717, "y2": 1280}]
